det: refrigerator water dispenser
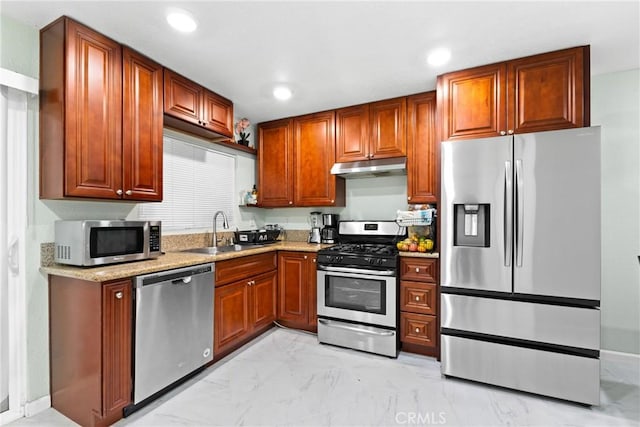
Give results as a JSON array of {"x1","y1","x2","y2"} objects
[{"x1": 454, "y1": 204, "x2": 490, "y2": 247}]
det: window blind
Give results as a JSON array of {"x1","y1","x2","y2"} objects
[{"x1": 138, "y1": 135, "x2": 235, "y2": 231}]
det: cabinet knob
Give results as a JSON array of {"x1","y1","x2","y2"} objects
[
  {"x1": 125, "y1": 190, "x2": 133, "y2": 196},
  {"x1": 370, "y1": 154, "x2": 374, "y2": 159},
  {"x1": 304, "y1": 255, "x2": 308, "y2": 260},
  {"x1": 312, "y1": 258, "x2": 316, "y2": 263},
  {"x1": 289, "y1": 201, "x2": 293, "y2": 205},
  {"x1": 415, "y1": 296, "x2": 420, "y2": 301},
  {"x1": 408, "y1": 196, "x2": 411, "y2": 201},
  {"x1": 115, "y1": 291, "x2": 123, "y2": 299},
  {"x1": 116, "y1": 189, "x2": 123, "y2": 196},
  {"x1": 500, "y1": 131, "x2": 507, "y2": 136},
  {"x1": 415, "y1": 327, "x2": 420, "y2": 333},
  {"x1": 330, "y1": 200, "x2": 334, "y2": 204},
  {"x1": 507, "y1": 129, "x2": 514, "y2": 135},
  {"x1": 415, "y1": 267, "x2": 420, "y2": 273}
]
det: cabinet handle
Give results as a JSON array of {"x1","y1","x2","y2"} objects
[
  {"x1": 304, "y1": 255, "x2": 308, "y2": 260},
  {"x1": 125, "y1": 190, "x2": 133, "y2": 196},
  {"x1": 500, "y1": 131, "x2": 507, "y2": 136},
  {"x1": 330, "y1": 200, "x2": 334, "y2": 204},
  {"x1": 116, "y1": 189, "x2": 123, "y2": 196},
  {"x1": 415, "y1": 296, "x2": 420, "y2": 301},
  {"x1": 507, "y1": 129, "x2": 514, "y2": 135},
  {"x1": 408, "y1": 196, "x2": 411, "y2": 201},
  {"x1": 415, "y1": 267, "x2": 420, "y2": 273},
  {"x1": 289, "y1": 201, "x2": 293, "y2": 205},
  {"x1": 115, "y1": 291, "x2": 123, "y2": 299},
  {"x1": 370, "y1": 154, "x2": 374, "y2": 159},
  {"x1": 248, "y1": 280, "x2": 255, "y2": 286},
  {"x1": 312, "y1": 258, "x2": 316, "y2": 263},
  {"x1": 415, "y1": 327, "x2": 420, "y2": 333}
]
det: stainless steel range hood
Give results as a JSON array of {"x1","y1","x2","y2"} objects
[{"x1": 330, "y1": 157, "x2": 407, "y2": 178}]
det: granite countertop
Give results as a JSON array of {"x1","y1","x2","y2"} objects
[
  {"x1": 41, "y1": 241, "x2": 331, "y2": 282},
  {"x1": 399, "y1": 251, "x2": 439, "y2": 259}
]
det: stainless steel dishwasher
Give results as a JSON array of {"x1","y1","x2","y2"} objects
[{"x1": 133, "y1": 263, "x2": 214, "y2": 405}]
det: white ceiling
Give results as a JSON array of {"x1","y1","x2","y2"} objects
[{"x1": 2, "y1": 1, "x2": 639, "y2": 124}]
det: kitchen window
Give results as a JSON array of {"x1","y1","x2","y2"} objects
[{"x1": 138, "y1": 135, "x2": 235, "y2": 230}]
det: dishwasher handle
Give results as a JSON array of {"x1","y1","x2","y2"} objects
[{"x1": 172, "y1": 276, "x2": 192, "y2": 285}]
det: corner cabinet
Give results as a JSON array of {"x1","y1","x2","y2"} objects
[
  {"x1": 335, "y1": 97, "x2": 406, "y2": 163},
  {"x1": 49, "y1": 276, "x2": 132, "y2": 427},
  {"x1": 257, "y1": 113, "x2": 345, "y2": 207},
  {"x1": 437, "y1": 45, "x2": 590, "y2": 141},
  {"x1": 214, "y1": 253, "x2": 277, "y2": 359},
  {"x1": 40, "y1": 17, "x2": 163, "y2": 201},
  {"x1": 277, "y1": 251, "x2": 318, "y2": 332},
  {"x1": 406, "y1": 92, "x2": 437, "y2": 204},
  {"x1": 163, "y1": 68, "x2": 234, "y2": 139}
]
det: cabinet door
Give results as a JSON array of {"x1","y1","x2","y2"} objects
[
  {"x1": 214, "y1": 280, "x2": 250, "y2": 355},
  {"x1": 163, "y1": 69, "x2": 204, "y2": 126},
  {"x1": 437, "y1": 63, "x2": 507, "y2": 141},
  {"x1": 369, "y1": 97, "x2": 406, "y2": 159},
  {"x1": 250, "y1": 271, "x2": 277, "y2": 330},
  {"x1": 407, "y1": 92, "x2": 437, "y2": 204},
  {"x1": 258, "y1": 119, "x2": 294, "y2": 207},
  {"x1": 277, "y1": 252, "x2": 309, "y2": 326},
  {"x1": 335, "y1": 104, "x2": 370, "y2": 162},
  {"x1": 203, "y1": 90, "x2": 234, "y2": 137},
  {"x1": 101, "y1": 280, "x2": 132, "y2": 420},
  {"x1": 307, "y1": 255, "x2": 318, "y2": 331},
  {"x1": 293, "y1": 111, "x2": 343, "y2": 206},
  {"x1": 508, "y1": 46, "x2": 589, "y2": 134},
  {"x1": 122, "y1": 47, "x2": 163, "y2": 201},
  {"x1": 65, "y1": 19, "x2": 123, "y2": 198}
]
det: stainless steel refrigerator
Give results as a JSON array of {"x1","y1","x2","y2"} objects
[{"x1": 440, "y1": 126, "x2": 601, "y2": 405}]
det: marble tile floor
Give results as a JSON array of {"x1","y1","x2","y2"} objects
[{"x1": 9, "y1": 328, "x2": 640, "y2": 426}]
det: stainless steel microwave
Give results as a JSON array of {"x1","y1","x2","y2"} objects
[{"x1": 54, "y1": 220, "x2": 161, "y2": 266}]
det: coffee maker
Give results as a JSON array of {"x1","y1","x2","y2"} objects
[
  {"x1": 308, "y1": 211, "x2": 322, "y2": 243},
  {"x1": 321, "y1": 214, "x2": 339, "y2": 244}
]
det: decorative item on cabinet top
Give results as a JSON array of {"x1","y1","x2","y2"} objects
[{"x1": 235, "y1": 118, "x2": 251, "y2": 147}]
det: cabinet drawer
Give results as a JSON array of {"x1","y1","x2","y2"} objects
[
  {"x1": 216, "y1": 252, "x2": 277, "y2": 286},
  {"x1": 400, "y1": 257, "x2": 438, "y2": 282},
  {"x1": 400, "y1": 281, "x2": 436, "y2": 315},
  {"x1": 400, "y1": 312, "x2": 438, "y2": 347},
  {"x1": 400, "y1": 312, "x2": 437, "y2": 348}
]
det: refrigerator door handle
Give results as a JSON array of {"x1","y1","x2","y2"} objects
[
  {"x1": 504, "y1": 161, "x2": 513, "y2": 267},
  {"x1": 515, "y1": 159, "x2": 524, "y2": 267}
]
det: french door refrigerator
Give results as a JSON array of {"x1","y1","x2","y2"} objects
[{"x1": 440, "y1": 126, "x2": 601, "y2": 405}]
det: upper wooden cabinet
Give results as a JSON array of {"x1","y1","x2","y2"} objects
[
  {"x1": 163, "y1": 68, "x2": 234, "y2": 138},
  {"x1": 258, "y1": 112, "x2": 345, "y2": 207},
  {"x1": 406, "y1": 92, "x2": 437, "y2": 204},
  {"x1": 437, "y1": 46, "x2": 590, "y2": 141},
  {"x1": 335, "y1": 97, "x2": 406, "y2": 162},
  {"x1": 40, "y1": 17, "x2": 163, "y2": 201}
]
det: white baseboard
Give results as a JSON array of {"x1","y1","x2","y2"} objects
[
  {"x1": 24, "y1": 395, "x2": 50, "y2": 417},
  {"x1": 0, "y1": 409, "x2": 24, "y2": 426},
  {"x1": 601, "y1": 349, "x2": 640, "y2": 362}
]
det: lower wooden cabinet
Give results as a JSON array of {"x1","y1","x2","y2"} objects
[
  {"x1": 214, "y1": 253, "x2": 277, "y2": 358},
  {"x1": 277, "y1": 251, "x2": 318, "y2": 332},
  {"x1": 399, "y1": 257, "x2": 440, "y2": 358},
  {"x1": 49, "y1": 276, "x2": 132, "y2": 427}
]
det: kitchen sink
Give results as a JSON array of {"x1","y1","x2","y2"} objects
[{"x1": 180, "y1": 244, "x2": 263, "y2": 255}]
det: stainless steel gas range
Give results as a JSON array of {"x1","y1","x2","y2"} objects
[{"x1": 316, "y1": 220, "x2": 406, "y2": 357}]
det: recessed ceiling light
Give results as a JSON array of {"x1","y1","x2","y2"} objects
[
  {"x1": 166, "y1": 9, "x2": 197, "y2": 33},
  {"x1": 273, "y1": 86, "x2": 293, "y2": 101},
  {"x1": 427, "y1": 48, "x2": 451, "y2": 67}
]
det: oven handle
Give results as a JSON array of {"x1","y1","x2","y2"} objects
[
  {"x1": 318, "y1": 319, "x2": 396, "y2": 336},
  {"x1": 317, "y1": 265, "x2": 396, "y2": 276}
]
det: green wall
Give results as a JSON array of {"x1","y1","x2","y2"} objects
[{"x1": 0, "y1": 14, "x2": 38, "y2": 78}]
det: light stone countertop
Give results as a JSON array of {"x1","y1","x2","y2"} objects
[
  {"x1": 41, "y1": 241, "x2": 331, "y2": 282},
  {"x1": 398, "y1": 251, "x2": 439, "y2": 259}
]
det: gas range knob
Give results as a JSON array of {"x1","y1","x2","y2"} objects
[{"x1": 377, "y1": 258, "x2": 385, "y2": 265}]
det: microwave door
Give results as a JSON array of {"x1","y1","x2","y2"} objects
[
  {"x1": 513, "y1": 127, "x2": 601, "y2": 302},
  {"x1": 441, "y1": 136, "x2": 513, "y2": 294}
]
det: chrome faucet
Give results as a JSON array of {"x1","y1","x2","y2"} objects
[{"x1": 212, "y1": 210, "x2": 229, "y2": 247}]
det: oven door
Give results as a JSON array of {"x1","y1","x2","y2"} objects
[{"x1": 317, "y1": 265, "x2": 397, "y2": 328}]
